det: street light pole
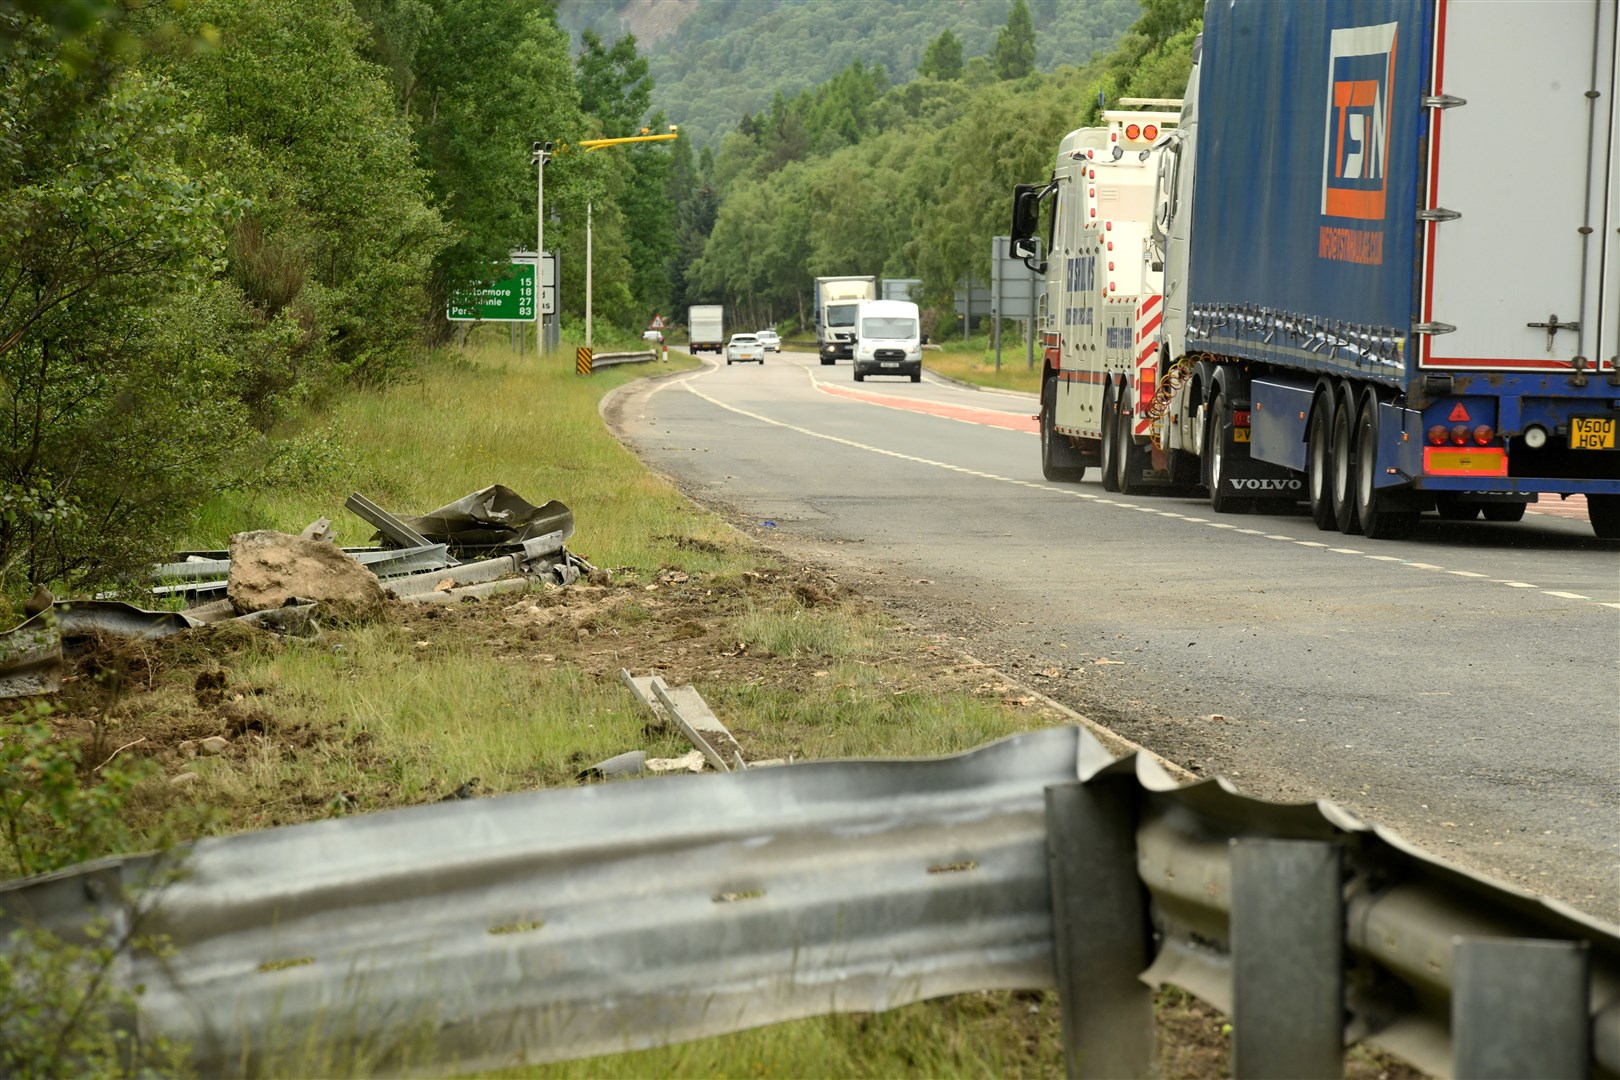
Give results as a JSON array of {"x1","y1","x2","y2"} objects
[
  {"x1": 532, "y1": 141, "x2": 553, "y2": 354},
  {"x1": 585, "y1": 195, "x2": 593, "y2": 353}
]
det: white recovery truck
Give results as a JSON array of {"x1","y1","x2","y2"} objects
[{"x1": 1012, "y1": 103, "x2": 1184, "y2": 491}]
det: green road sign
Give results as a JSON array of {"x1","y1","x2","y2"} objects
[{"x1": 448, "y1": 262, "x2": 535, "y2": 322}]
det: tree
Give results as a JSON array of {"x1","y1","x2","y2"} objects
[
  {"x1": 575, "y1": 29, "x2": 651, "y2": 138},
  {"x1": 918, "y1": 28, "x2": 962, "y2": 81},
  {"x1": 0, "y1": 13, "x2": 249, "y2": 588},
  {"x1": 992, "y1": 0, "x2": 1036, "y2": 80}
]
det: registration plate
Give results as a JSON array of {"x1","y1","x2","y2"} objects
[
  {"x1": 1571, "y1": 416, "x2": 1616, "y2": 450},
  {"x1": 1233, "y1": 427, "x2": 1250, "y2": 443},
  {"x1": 881, "y1": 362, "x2": 898, "y2": 368}
]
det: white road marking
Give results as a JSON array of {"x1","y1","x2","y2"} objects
[{"x1": 670, "y1": 375, "x2": 1618, "y2": 610}]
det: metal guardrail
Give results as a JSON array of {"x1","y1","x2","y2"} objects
[
  {"x1": 1, "y1": 727, "x2": 1615, "y2": 1078},
  {"x1": 589, "y1": 349, "x2": 658, "y2": 369}
]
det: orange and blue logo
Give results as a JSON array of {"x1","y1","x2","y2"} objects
[{"x1": 1318, "y1": 22, "x2": 1398, "y2": 265}]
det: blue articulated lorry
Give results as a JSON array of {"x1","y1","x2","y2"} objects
[{"x1": 1017, "y1": 0, "x2": 1619, "y2": 538}]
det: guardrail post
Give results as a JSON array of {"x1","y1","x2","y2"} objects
[
  {"x1": 1230, "y1": 838, "x2": 1342, "y2": 1079},
  {"x1": 1045, "y1": 780, "x2": 1154, "y2": 1079},
  {"x1": 1452, "y1": 937, "x2": 1588, "y2": 1079}
]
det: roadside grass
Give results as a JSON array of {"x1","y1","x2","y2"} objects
[
  {"x1": 186, "y1": 326, "x2": 730, "y2": 572},
  {"x1": 57, "y1": 330, "x2": 1083, "y2": 1076},
  {"x1": 925, "y1": 335, "x2": 1043, "y2": 394},
  {"x1": 27, "y1": 327, "x2": 1431, "y2": 1079}
]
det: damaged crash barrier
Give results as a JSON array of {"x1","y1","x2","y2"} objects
[{"x1": 2, "y1": 487, "x2": 596, "y2": 698}]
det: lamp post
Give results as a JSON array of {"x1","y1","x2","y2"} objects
[
  {"x1": 541, "y1": 126, "x2": 679, "y2": 361},
  {"x1": 531, "y1": 141, "x2": 553, "y2": 353}
]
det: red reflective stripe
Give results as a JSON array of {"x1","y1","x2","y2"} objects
[{"x1": 1136, "y1": 310, "x2": 1163, "y2": 343}]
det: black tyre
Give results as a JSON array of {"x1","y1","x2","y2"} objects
[
  {"x1": 1589, "y1": 494, "x2": 1620, "y2": 538},
  {"x1": 1207, "y1": 392, "x2": 1253, "y2": 514},
  {"x1": 726, "y1": 358, "x2": 733, "y2": 366},
  {"x1": 821, "y1": 356, "x2": 834, "y2": 366},
  {"x1": 911, "y1": 370, "x2": 921, "y2": 383},
  {"x1": 1354, "y1": 396, "x2": 1418, "y2": 539},
  {"x1": 853, "y1": 369, "x2": 864, "y2": 382},
  {"x1": 1330, "y1": 392, "x2": 1361, "y2": 534},
  {"x1": 1482, "y1": 502, "x2": 1527, "y2": 522},
  {"x1": 1307, "y1": 399, "x2": 1337, "y2": 531},
  {"x1": 1115, "y1": 400, "x2": 1146, "y2": 495},
  {"x1": 1099, "y1": 382, "x2": 1120, "y2": 492},
  {"x1": 1435, "y1": 494, "x2": 1481, "y2": 521},
  {"x1": 1040, "y1": 378, "x2": 1086, "y2": 482}
]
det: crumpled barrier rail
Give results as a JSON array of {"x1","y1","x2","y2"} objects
[{"x1": 0, "y1": 726, "x2": 1614, "y2": 1078}]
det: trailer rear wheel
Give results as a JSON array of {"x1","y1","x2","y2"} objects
[
  {"x1": 1330, "y1": 392, "x2": 1362, "y2": 535},
  {"x1": 1207, "y1": 392, "x2": 1254, "y2": 514},
  {"x1": 1435, "y1": 494, "x2": 1481, "y2": 521},
  {"x1": 1100, "y1": 382, "x2": 1121, "y2": 492},
  {"x1": 1481, "y1": 502, "x2": 1527, "y2": 522},
  {"x1": 1040, "y1": 378, "x2": 1086, "y2": 482},
  {"x1": 1354, "y1": 399, "x2": 1418, "y2": 540},
  {"x1": 1588, "y1": 494, "x2": 1620, "y2": 538},
  {"x1": 1307, "y1": 400, "x2": 1337, "y2": 531}
]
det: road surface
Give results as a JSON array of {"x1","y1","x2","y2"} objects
[{"x1": 608, "y1": 347, "x2": 1620, "y2": 919}]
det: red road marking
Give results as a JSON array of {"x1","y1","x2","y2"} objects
[
  {"x1": 818, "y1": 382, "x2": 1037, "y2": 433},
  {"x1": 1527, "y1": 495, "x2": 1589, "y2": 521}
]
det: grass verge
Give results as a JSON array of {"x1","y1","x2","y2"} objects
[
  {"x1": 23, "y1": 328, "x2": 1420, "y2": 1078},
  {"x1": 923, "y1": 337, "x2": 1043, "y2": 394}
]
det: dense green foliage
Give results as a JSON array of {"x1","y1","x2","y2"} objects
[
  {"x1": 679, "y1": 0, "x2": 1201, "y2": 332},
  {"x1": 0, "y1": 0, "x2": 677, "y2": 591},
  {"x1": 557, "y1": 0, "x2": 1140, "y2": 148}
]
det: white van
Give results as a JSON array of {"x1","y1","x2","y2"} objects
[{"x1": 851, "y1": 299, "x2": 922, "y2": 383}]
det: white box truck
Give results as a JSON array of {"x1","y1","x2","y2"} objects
[
  {"x1": 815, "y1": 276, "x2": 877, "y2": 364},
  {"x1": 687, "y1": 305, "x2": 724, "y2": 354},
  {"x1": 852, "y1": 299, "x2": 922, "y2": 384}
]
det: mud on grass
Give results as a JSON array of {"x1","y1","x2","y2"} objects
[{"x1": 35, "y1": 560, "x2": 1424, "y2": 1079}]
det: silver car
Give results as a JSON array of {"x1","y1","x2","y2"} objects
[
  {"x1": 725, "y1": 333, "x2": 765, "y2": 365},
  {"x1": 755, "y1": 329, "x2": 781, "y2": 352}
]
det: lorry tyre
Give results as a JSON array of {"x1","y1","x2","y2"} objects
[
  {"x1": 1115, "y1": 405, "x2": 1147, "y2": 495},
  {"x1": 1435, "y1": 494, "x2": 1480, "y2": 521},
  {"x1": 1206, "y1": 392, "x2": 1253, "y2": 514},
  {"x1": 1099, "y1": 382, "x2": 1121, "y2": 492},
  {"x1": 1481, "y1": 502, "x2": 1526, "y2": 522},
  {"x1": 1040, "y1": 378, "x2": 1086, "y2": 482},
  {"x1": 1354, "y1": 396, "x2": 1418, "y2": 540},
  {"x1": 1330, "y1": 391, "x2": 1362, "y2": 535},
  {"x1": 1307, "y1": 398, "x2": 1337, "y2": 531},
  {"x1": 1588, "y1": 494, "x2": 1620, "y2": 538}
]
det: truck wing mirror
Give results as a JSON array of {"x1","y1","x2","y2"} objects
[{"x1": 1010, "y1": 182, "x2": 1050, "y2": 243}]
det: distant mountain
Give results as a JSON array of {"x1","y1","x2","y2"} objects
[{"x1": 555, "y1": 0, "x2": 1140, "y2": 147}]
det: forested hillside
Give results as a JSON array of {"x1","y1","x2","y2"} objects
[
  {"x1": 678, "y1": 0, "x2": 1202, "y2": 331},
  {"x1": 557, "y1": 0, "x2": 1140, "y2": 148}
]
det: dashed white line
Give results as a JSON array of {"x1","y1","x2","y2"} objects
[{"x1": 672, "y1": 374, "x2": 1618, "y2": 610}]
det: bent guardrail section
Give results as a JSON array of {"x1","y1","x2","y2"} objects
[{"x1": 0, "y1": 727, "x2": 1614, "y2": 1079}]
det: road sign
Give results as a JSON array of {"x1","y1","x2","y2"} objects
[
  {"x1": 649, "y1": 315, "x2": 665, "y2": 330},
  {"x1": 448, "y1": 262, "x2": 535, "y2": 322}
]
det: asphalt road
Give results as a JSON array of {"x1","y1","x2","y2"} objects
[{"x1": 608, "y1": 347, "x2": 1620, "y2": 920}]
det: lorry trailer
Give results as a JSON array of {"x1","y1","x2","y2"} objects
[
  {"x1": 687, "y1": 304, "x2": 724, "y2": 355},
  {"x1": 1015, "y1": 0, "x2": 1620, "y2": 539}
]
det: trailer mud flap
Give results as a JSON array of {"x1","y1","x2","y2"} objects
[{"x1": 1210, "y1": 408, "x2": 1306, "y2": 500}]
